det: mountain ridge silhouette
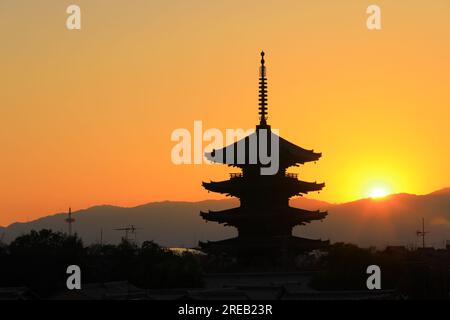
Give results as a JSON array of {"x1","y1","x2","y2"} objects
[{"x1": 1, "y1": 188, "x2": 449, "y2": 248}]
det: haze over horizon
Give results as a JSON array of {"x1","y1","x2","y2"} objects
[
  {"x1": 1, "y1": 1, "x2": 450, "y2": 225},
  {"x1": 1, "y1": 187, "x2": 449, "y2": 250},
  {"x1": 1, "y1": 186, "x2": 448, "y2": 228}
]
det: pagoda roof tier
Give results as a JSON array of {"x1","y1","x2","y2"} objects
[
  {"x1": 202, "y1": 177, "x2": 325, "y2": 197},
  {"x1": 200, "y1": 206, "x2": 327, "y2": 227},
  {"x1": 205, "y1": 130, "x2": 321, "y2": 168},
  {"x1": 199, "y1": 235, "x2": 329, "y2": 255}
]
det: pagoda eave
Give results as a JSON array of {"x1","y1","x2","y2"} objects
[
  {"x1": 199, "y1": 236, "x2": 330, "y2": 255},
  {"x1": 200, "y1": 207, "x2": 328, "y2": 226},
  {"x1": 202, "y1": 179, "x2": 325, "y2": 196},
  {"x1": 205, "y1": 131, "x2": 322, "y2": 167}
]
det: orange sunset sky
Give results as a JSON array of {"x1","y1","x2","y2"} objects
[{"x1": 1, "y1": 0, "x2": 450, "y2": 226}]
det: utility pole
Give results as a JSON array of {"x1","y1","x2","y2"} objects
[
  {"x1": 65, "y1": 207, "x2": 75, "y2": 236},
  {"x1": 416, "y1": 217, "x2": 429, "y2": 249}
]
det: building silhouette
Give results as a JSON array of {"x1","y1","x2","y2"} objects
[{"x1": 200, "y1": 51, "x2": 328, "y2": 262}]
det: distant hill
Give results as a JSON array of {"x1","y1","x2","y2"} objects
[
  {"x1": 0, "y1": 200, "x2": 239, "y2": 247},
  {"x1": 429, "y1": 187, "x2": 450, "y2": 196},
  {"x1": 1, "y1": 189, "x2": 449, "y2": 248}
]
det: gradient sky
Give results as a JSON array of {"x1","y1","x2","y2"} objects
[{"x1": 1, "y1": 0, "x2": 449, "y2": 225}]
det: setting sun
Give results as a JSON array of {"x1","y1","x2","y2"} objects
[{"x1": 369, "y1": 187, "x2": 390, "y2": 199}]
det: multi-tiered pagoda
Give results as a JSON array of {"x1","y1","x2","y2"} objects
[{"x1": 200, "y1": 52, "x2": 328, "y2": 261}]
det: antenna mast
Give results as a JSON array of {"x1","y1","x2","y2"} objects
[
  {"x1": 114, "y1": 225, "x2": 140, "y2": 243},
  {"x1": 65, "y1": 207, "x2": 75, "y2": 236},
  {"x1": 416, "y1": 217, "x2": 429, "y2": 249}
]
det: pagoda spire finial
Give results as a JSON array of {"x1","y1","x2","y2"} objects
[{"x1": 258, "y1": 51, "x2": 268, "y2": 126}]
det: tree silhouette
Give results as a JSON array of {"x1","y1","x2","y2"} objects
[{"x1": 0, "y1": 229, "x2": 203, "y2": 297}]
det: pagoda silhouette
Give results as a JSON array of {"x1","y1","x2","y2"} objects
[{"x1": 200, "y1": 52, "x2": 328, "y2": 262}]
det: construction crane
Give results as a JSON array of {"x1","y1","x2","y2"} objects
[{"x1": 114, "y1": 225, "x2": 140, "y2": 243}]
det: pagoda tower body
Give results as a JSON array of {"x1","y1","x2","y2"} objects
[{"x1": 200, "y1": 52, "x2": 328, "y2": 261}]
